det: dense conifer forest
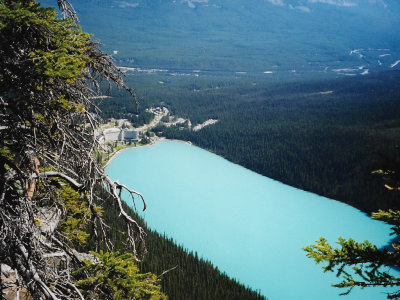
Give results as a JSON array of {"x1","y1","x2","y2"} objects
[
  {"x1": 98, "y1": 70, "x2": 400, "y2": 213},
  {"x1": 88, "y1": 189, "x2": 265, "y2": 300},
  {"x1": 5, "y1": 0, "x2": 400, "y2": 298}
]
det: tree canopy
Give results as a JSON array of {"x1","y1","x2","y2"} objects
[
  {"x1": 304, "y1": 197, "x2": 400, "y2": 298},
  {"x1": 0, "y1": 0, "x2": 165, "y2": 298}
]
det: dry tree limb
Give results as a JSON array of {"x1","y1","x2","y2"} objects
[
  {"x1": 0, "y1": 0, "x2": 149, "y2": 298},
  {"x1": 68, "y1": 282, "x2": 85, "y2": 300},
  {"x1": 33, "y1": 171, "x2": 84, "y2": 190},
  {"x1": 103, "y1": 176, "x2": 147, "y2": 258},
  {"x1": 157, "y1": 265, "x2": 179, "y2": 279},
  {"x1": 56, "y1": 0, "x2": 77, "y2": 21},
  {"x1": 116, "y1": 181, "x2": 147, "y2": 211},
  {"x1": 9, "y1": 241, "x2": 60, "y2": 300}
]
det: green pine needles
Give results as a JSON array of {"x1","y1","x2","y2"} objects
[
  {"x1": 74, "y1": 251, "x2": 167, "y2": 300},
  {"x1": 0, "y1": 1, "x2": 164, "y2": 298},
  {"x1": 304, "y1": 210, "x2": 400, "y2": 298}
]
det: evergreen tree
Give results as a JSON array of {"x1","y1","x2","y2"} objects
[
  {"x1": 74, "y1": 251, "x2": 166, "y2": 300},
  {"x1": 0, "y1": 1, "x2": 165, "y2": 298},
  {"x1": 304, "y1": 188, "x2": 400, "y2": 298}
]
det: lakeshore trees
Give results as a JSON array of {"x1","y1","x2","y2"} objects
[
  {"x1": 304, "y1": 172, "x2": 400, "y2": 298},
  {"x1": 0, "y1": 0, "x2": 166, "y2": 298},
  {"x1": 304, "y1": 209, "x2": 400, "y2": 299}
]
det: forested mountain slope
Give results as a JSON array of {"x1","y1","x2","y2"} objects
[
  {"x1": 70, "y1": 0, "x2": 400, "y2": 212},
  {"x1": 98, "y1": 70, "x2": 400, "y2": 213},
  {"x1": 0, "y1": 1, "x2": 166, "y2": 299},
  {"x1": 158, "y1": 71, "x2": 400, "y2": 212},
  {"x1": 93, "y1": 189, "x2": 265, "y2": 300},
  {"x1": 70, "y1": 0, "x2": 400, "y2": 78}
]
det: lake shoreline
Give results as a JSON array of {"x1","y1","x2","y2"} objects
[
  {"x1": 103, "y1": 137, "x2": 192, "y2": 168},
  {"x1": 105, "y1": 138, "x2": 372, "y2": 218},
  {"x1": 106, "y1": 140, "x2": 394, "y2": 300}
]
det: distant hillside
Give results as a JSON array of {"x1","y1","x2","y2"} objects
[
  {"x1": 154, "y1": 70, "x2": 400, "y2": 213},
  {"x1": 72, "y1": 0, "x2": 400, "y2": 79},
  {"x1": 97, "y1": 70, "x2": 400, "y2": 214}
]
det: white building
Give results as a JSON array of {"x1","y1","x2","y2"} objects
[
  {"x1": 122, "y1": 129, "x2": 138, "y2": 141},
  {"x1": 103, "y1": 128, "x2": 121, "y2": 141},
  {"x1": 98, "y1": 128, "x2": 139, "y2": 143}
]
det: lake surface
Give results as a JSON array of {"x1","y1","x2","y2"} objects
[{"x1": 107, "y1": 140, "x2": 395, "y2": 300}]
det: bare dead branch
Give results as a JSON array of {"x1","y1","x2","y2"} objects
[
  {"x1": 68, "y1": 282, "x2": 85, "y2": 300},
  {"x1": 115, "y1": 181, "x2": 147, "y2": 211},
  {"x1": 157, "y1": 265, "x2": 178, "y2": 279},
  {"x1": 56, "y1": 0, "x2": 78, "y2": 21},
  {"x1": 34, "y1": 171, "x2": 84, "y2": 190},
  {"x1": 16, "y1": 243, "x2": 60, "y2": 300},
  {"x1": 1, "y1": 1, "x2": 147, "y2": 298}
]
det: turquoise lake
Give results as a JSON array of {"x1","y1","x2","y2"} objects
[{"x1": 106, "y1": 140, "x2": 395, "y2": 300}]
